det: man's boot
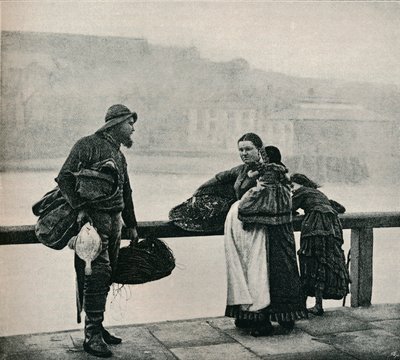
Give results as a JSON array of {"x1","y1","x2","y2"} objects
[
  {"x1": 101, "y1": 325, "x2": 122, "y2": 345},
  {"x1": 83, "y1": 312, "x2": 112, "y2": 358}
]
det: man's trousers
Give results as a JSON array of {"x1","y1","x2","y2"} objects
[{"x1": 75, "y1": 210, "x2": 122, "y2": 322}]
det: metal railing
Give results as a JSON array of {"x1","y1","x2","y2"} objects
[{"x1": 1, "y1": 211, "x2": 399, "y2": 307}]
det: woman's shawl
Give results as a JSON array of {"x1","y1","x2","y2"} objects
[
  {"x1": 292, "y1": 187, "x2": 345, "y2": 215},
  {"x1": 292, "y1": 187, "x2": 346, "y2": 239}
]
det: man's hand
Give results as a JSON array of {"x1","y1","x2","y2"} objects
[{"x1": 125, "y1": 227, "x2": 139, "y2": 244}]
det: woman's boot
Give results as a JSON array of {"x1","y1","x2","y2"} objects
[
  {"x1": 234, "y1": 318, "x2": 253, "y2": 329},
  {"x1": 308, "y1": 290, "x2": 324, "y2": 316},
  {"x1": 278, "y1": 320, "x2": 295, "y2": 333},
  {"x1": 83, "y1": 312, "x2": 112, "y2": 358},
  {"x1": 250, "y1": 320, "x2": 274, "y2": 337}
]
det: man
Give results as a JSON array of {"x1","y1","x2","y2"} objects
[{"x1": 56, "y1": 104, "x2": 139, "y2": 357}]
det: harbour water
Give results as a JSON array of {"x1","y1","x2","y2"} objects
[{"x1": 0, "y1": 170, "x2": 399, "y2": 336}]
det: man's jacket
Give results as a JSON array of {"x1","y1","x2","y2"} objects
[{"x1": 56, "y1": 132, "x2": 137, "y2": 228}]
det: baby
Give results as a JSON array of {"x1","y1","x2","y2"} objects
[{"x1": 238, "y1": 146, "x2": 292, "y2": 225}]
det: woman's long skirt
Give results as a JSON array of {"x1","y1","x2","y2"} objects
[
  {"x1": 224, "y1": 201, "x2": 307, "y2": 323},
  {"x1": 298, "y1": 211, "x2": 350, "y2": 300}
]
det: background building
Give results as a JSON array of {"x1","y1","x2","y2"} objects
[{"x1": 267, "y1": 97, "x2": 396, "y2": 183}]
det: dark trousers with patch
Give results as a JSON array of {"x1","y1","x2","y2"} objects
[{"x1": 75, "y1": 210, "x2": 122, "y2": 322}]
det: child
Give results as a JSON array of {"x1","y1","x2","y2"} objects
[
  {"x1": 291, "y1": 173, "x2": 350, "y2": 316},
  {"x1": 238, "y1": 146, "x2": 292, "y2": 226}
]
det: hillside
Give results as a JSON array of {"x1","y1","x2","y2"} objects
[{"x1": 1, "y1": 31, "x2": 399, "y2": 161}]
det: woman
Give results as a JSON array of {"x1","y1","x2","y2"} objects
[
  {"x1": 291, "y1": 173, "x2": 350, "y2": 316},
  {"x1": 195, "y1": 133, "x2": 307, "y2": 336}
]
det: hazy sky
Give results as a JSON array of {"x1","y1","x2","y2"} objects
[{"x1": 2, "y1": 1, "x2": 400, "y2": 85}]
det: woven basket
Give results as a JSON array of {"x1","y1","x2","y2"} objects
[
  {"x1": 112, "y1": 237, "x2": 175, "y2": 285},
  {"x1": 169, "y1": 194, "x2": 235, "y2": 233}
]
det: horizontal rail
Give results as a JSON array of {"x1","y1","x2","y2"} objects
[
  {"x1": 1, "y1": 211, "x2": 399, "y2": 308},
  {"x1": 0, "y1": 212, "x2": 399, "y2": 246}
]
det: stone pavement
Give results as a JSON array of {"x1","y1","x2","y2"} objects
[{"x1": 1, "y1": 304, "x2": 400, "y2": 360}]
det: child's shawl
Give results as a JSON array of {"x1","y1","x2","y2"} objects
[{"x1": 258, "y1": 163, "x2": 290, "y2": 185}]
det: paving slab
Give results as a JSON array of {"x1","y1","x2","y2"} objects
[
  {"x1": 1, "y1": 304, "x2": 400, "y2": 360},
  {"x1": 109, "y1": 326, "x2": 176, "y2": 360},
  {"x1": 0, "y1": 330, "x2": 81, "y2": 356},
  {"x1": 206, "y1": 317, "x2": 235, "y2": 331},
  {"x1": 320, "y1": 328, "x2": 400, "y2": 360},
  {"x1": 1, "y1": 327, "x2": 175, "y2": 360},
  {"x1": 1, "y1": 349, "x2": 86, "y2": 360},
  {"x1": 345, "y1": 304, "x2": 400, "y2": 322},
  {"x1": 370, "y1": 319, "x2": 400, "y2": 336},
  {"x1": 225, "y1": 327, "x2": 335, "y2": 357},
  {"x1": 170, "y1": 343, "x2": 261, "y2": 360},
  {"x1": 148, "y1": 319, "x2": 234, "y2": 348},
  {"x1": 261, "y1": 349, "x2": 356, "y2": 360},
  {"x1": 296, "y1": 309, "x2": 374, "y2": 336}
]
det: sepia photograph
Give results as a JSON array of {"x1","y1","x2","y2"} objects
[{"x1": 0, "y1": 1, "x2": 399, "y2": 359}]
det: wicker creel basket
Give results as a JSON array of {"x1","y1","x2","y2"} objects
[{"x1": 112, "y1": 237, "x2": 175, "y2": 285}]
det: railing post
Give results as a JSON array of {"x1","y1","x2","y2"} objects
[{"x1": 350, "y1": 227, "x2": 373, "y2": 307}]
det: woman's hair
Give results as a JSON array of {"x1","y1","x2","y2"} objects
[
  {"x1": 237, "y1": 133, "x2": 263, "y2": 149},
  {"x1": 264, "y1": 145, "x2": 282, "y2": 164},
  {"x1": 290, "y1": 173, "x2": 320, "y2": 189}
]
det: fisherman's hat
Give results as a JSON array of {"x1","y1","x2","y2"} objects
[{"x1": 97, "y1": 104, "x2": 137, "y2": 132}]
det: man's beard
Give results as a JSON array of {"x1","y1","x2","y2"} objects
[{"x1": 122, "y1": 137, "x2": 133, "y2": 148}]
